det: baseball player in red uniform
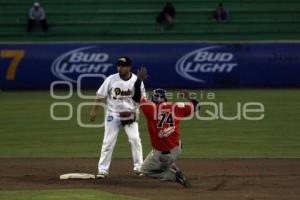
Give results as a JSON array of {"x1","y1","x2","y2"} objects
[{"x1": 132, "y1": 67, "x2": 199, "y2": 188}]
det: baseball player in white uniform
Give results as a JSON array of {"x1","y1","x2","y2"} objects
[{"x1": 90, "y1": 56, "x2": 145, "y2": 178}]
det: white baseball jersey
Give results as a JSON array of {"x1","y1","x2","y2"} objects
[{"x1": 96, "y1": 73, "x2": 145, "y2": 113}]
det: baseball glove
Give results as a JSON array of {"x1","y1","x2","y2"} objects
[{"x1": 119, "y1": 112, "x2": 136, "y2": 126}]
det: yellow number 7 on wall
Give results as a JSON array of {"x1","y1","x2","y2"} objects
[{"x1": 0, "y1": 50, "x2": 25, "y2": 80}]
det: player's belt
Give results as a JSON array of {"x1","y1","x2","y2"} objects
[
  {"x1": 160, "y1": 142, "x2": 180, "y2": 154},
  {"x1": 161, "y1": 150, "x2": 171, "y2": 154}
]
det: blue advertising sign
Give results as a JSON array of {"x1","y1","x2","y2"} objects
[{"x1": 0, "y1": 42, "x2": 300, "y2": 89}]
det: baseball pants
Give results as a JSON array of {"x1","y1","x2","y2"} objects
[
  {"x1": 98, "y1": 112, "x2": 143, "y2": 174},
  {"x1": 141, "y1": 142, "x2": 182, "y2": 182}
]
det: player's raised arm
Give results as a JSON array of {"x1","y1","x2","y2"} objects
[
  {"x1": 132, "y1": 67, "x2": 148, "y2": 103},
  {"x1": 182, "y1": 90, "x2": 200, "y2": 112}
]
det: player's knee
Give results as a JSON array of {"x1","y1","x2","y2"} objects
[
  {"x1": 140, "y1": 165, "x2": 151, "y2": 175},
  {"x1": 128, "y1": 137, "x2": 141, "y2": 146},
  {"x1": 101, "y1": 142, "x2": 115, "y2": 152},
  {"x1": 101, "y1": 146, "x2": 113, "y2": 153}
]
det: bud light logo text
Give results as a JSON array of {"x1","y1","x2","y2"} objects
[
  {"x1": 51, "y1": 46, "x2": 113, "y2": 82},
  {"x1": 176, "y1": 46, "x2": 238, "y2": 83}
]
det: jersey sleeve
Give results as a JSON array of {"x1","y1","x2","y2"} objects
[
  {"x1": 174, "y1": 102, "x2": 193, "y2": 118},
  {"x1": 140, "y1": 97, "x2": 155, "y2": 119},
  {"x1": 96, "y1": 76, "x2": 111, "y2": 98},
  {"x1": 141, "y1": 81, "x2": 146, "y2": 97}
]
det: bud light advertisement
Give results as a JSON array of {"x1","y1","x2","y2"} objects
[{"x1": 0, "y1": 42, "x2": 300, "y2": 89}]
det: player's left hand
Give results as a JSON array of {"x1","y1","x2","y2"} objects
[{"x1": 137, "y1": 67, "x2": 148, "y2": 80}]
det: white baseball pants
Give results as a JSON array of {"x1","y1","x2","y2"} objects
[{"x1": 98, "y1": 112, "x2": 143, "y2": 174}]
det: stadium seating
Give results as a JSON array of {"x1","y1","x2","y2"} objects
[{"x1": 0, "y1": 0, "x2": 300, "y2": 41}]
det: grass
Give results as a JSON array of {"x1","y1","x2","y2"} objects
[
  {"x1": 0, "y1": 190, "x2": 145, "y2": 200},
  {"x1": 0, "y1": 89, "x2": 299, "y2": 158}
]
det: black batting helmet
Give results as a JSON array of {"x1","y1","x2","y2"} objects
[{"x1": 151, "y1": 88, "x2": 167, "y2": 104}]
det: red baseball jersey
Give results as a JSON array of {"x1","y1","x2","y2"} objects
[{"x1": 140, "y1": 97, "x2": 194, "y2": 152}]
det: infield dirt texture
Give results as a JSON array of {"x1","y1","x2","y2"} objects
[
  {"x1": 1, "y1": 158, "x2": 300, "y2": 200},
  {"x1": 0, "y1": 90, "x2": 300, "y2": 200}
]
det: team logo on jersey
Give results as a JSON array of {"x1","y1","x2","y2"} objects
[
  {"x1": 158, "y1": 127, "x2": 175, "y2": 138},
  {"x1": 113, "y1": 88, "x2": 133, "y2": 99},
  {"x1": 51, "y1": 46, "x2": 113, "y2": 83},
  {"x1": 107, "y1": 115, "x2": 113, "y2": 122},
  {"x1": 175, "y1": 46, "x2": 238, "y2": 83}
]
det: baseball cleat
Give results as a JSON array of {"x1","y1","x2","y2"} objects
[
  {"x1": 175, "y1": 171, "x2": 192, "y2": 188},
  {"x1": 134, "y1": 170, "x2": 143, "y2": 176},
  {"x1": 96, "y1": 172, "x2": 108, "y2": 179}
]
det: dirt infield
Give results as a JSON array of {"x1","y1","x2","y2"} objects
[{"x1": 0, "y1": 158, "x2": 300, "y2": 200}]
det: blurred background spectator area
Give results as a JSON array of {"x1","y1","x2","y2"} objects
[{"x1": 0, "y1": 0, "x2": 300, "y2": 41}]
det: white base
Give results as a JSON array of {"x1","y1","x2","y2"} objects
[{"x1": 59, "y1": 173, "x2": 95, "y2": 180}]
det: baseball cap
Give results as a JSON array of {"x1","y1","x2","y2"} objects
[
  {"x1": 116, "y1": 56, "x2": 132, "y2": 66},
  {"x1": 33, "y1": 2, "x2": 40, "y2": 7}
]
